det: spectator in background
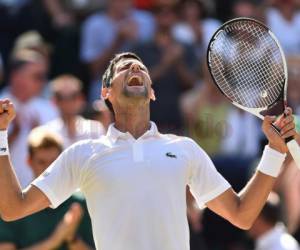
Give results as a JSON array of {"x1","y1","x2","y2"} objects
[
  {"x1": 12, "y1": 30, "x2": 54, "y2": 98},
  {"x1": 0, "y1": 127, "x2": 94, "y2": 250},
  {"x1": 80, "y1": 0, "x2": 155, "y2": 102},
  {"x1": 181, "y1": 63, "x2": 230, "y2": 156},
  {"x1": 43, "y1": 0, "x2": 106, "y2": 25},
  {"x1": 220, "y1": 108, "x2": 261, "y2": 157},
  {"x1": 134, "y1": 0, "x2": 155, "y2": 10},
  {"x1": 133, "y1": 4, "x2": 197, "y2": 134},
  {"x1": 83, "y1": 100, "x2": 113, "y2": 131},
  {"x1": 44, "y1": 74, "x2": 105, "y2": 148},
  {"x1": 248, "y1": 192, "x2": 300, "y2": 250},
  {"x1": 266, "y1": 0, "x2": 300, "y2": 55},
  {"x1": 0, "y1": 49, "x2": 58, "y2": 187},
  {"x1": 12, "y1": 30, "x2": 52, "y2": 66},
  {"x1": 172, "y1": 0, "x2": 221, "y2": 60},
  {"x1": 182, "y1": 62, "x2": 261, "y2": 157},
  {"x1": 286, "y1": 56, "x2": 300, "y2": 115},
  {"x1": 231, "y1": 0, "x2": 263, "y2": 20},
  {"x1": 0, "y1": 53, "x2": 4, "y2": 87}
]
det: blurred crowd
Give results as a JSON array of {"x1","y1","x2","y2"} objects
[{"x1": 0, "y1": 0, "x2": 300, "y2": 249}]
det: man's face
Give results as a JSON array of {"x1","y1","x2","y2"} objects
[
  {"x1": 28, "y1": 147, "x2": 61, "y2": 177},
  {"x1": 11, "y1": 62, "x2": 48, "y2": 102},
  {"x1": 54, "y1": 89, "x2": 84, "y2": 117},
  {"x1": 104, "y1": 58, "x2": 154, "y2": 107}
]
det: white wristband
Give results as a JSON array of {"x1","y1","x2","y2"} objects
[
  {"x1": 257, "y1": 145, "x2": 286, "y2": 177},
  {"x1": 0, "y1": 130, "x2": 9, "y2": 156}
]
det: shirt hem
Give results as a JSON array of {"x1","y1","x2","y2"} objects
[
  {"x1": 31, "y1": 181, "x2": 61, "y2": 209},
  {"x1": 197, "y1": 182, "x2": 231, "y2": 208}
]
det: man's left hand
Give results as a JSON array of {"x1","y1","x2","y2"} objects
[{"x1": 262, "y1": 107, "x2": 297, "y2": 153}]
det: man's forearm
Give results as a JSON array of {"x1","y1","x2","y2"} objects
[
  {"x1": 0, "y1": 155, "x2": 24, "y2": 220},
  {"x1": 207, "y1": 146, "x2": 286, "y2": 229},
  {"x1": 235, "y1": 171, "x2": 276, "y2": 228}
]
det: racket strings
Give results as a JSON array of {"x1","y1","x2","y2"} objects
[{"x1": 209, "y1": 20, "x2": 285, "y2": 108}]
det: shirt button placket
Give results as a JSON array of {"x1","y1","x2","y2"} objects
[{"x1": 132, "y1": 140, "x2": 144, "y2": 162}]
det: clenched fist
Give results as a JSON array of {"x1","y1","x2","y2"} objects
[
  {"x1": 0, "y1": 99, "x2": 16, "y2": 130},
  {"x1": 262, "y1": 107, "x2": 296, "y2": 153}
]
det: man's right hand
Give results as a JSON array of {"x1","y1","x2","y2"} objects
[{"x1": 0, "y1": 99, "x2": 16, "y2": 131}]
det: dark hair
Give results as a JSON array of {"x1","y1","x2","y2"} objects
[{"x1": 102, "y1": 52, "x2": 143, "y2": 113}]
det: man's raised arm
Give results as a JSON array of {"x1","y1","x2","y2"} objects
[
  {"x1": 0, "y1": 99, "x2": 50, "y2": 221},
  {"x1": 207, "y1": 109, "x2": 297, "y2": 229}
]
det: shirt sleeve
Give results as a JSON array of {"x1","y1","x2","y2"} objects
[
  {"x1": 31, "y1": 142, "x2": 85, "y2": 209},
  {"x1": 186, "y1": 139, "x2": 231, "y2": 208}
]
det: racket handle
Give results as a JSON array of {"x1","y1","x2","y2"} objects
[
  {"x1": 271, "y1": 123, "x2": 281, "y2": 135},
  {"x1": 287, "y1": 139, "x2": 300, "y2": 170},
  {"x1": 271, "y1": 124, "x2": 294, "y2": 143}
]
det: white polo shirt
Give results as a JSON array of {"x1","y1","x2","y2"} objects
[{"x1": 32, "y1": 122, "x2": 230, "y2": 250}]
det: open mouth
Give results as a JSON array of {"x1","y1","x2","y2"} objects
[{"x1": 127, "y1": 75, "x2": 143, "y2": 86}]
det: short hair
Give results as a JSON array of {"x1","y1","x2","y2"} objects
[
  {"x1": 102, "y1": 52, "x2": 143, "y2": 113},
  {"x1": 27, "y1": 127, "x2": 63, "y2": 158},
  {"x1": 50, "y1": 74, "x2": 83, "y2": 95},
  {"x1": 260, "y1": 192, "x2": 282, "y2": 226},
  {"x1": 9, "y1": 49, "x2": 46, "y2": 74}
]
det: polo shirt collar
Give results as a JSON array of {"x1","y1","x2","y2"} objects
[{"x1": 106, "y1": 121, "x2": 159, "y2": 143}]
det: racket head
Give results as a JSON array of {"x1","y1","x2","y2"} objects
[{"x1": 207, "y1": 17, "x2": 288, "y2": 119}]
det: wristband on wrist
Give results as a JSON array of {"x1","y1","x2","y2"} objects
[
  {"x1": 0, "y1": 130, "x2": 9, "y2": 156},
  {"x1": 257, "y1": 145, "x2": 286, "y2": 177}
]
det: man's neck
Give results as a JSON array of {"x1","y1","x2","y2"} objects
[{"x1": 114, "y1": 104, "x2": 150, "y2": 139}]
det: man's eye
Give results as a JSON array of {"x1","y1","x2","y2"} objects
[{"x1": 120, "y1": 65, "x2": 130, "y2": 71}]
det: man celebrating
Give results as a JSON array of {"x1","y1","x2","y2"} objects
[{"x1": 0, "y1": 52, "x2": 297, "y2": 250}]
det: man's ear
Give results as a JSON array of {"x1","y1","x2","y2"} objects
[
  {"x1": 150, "y1": 88, "x2": 156, "y2": 101},
  {"x1": 101, "y1": 87, "x2": 110, "y2": 100}
]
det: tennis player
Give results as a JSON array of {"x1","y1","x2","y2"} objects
[{"x1": 0, "y1": 52, "x2": 297, "y2": 250}]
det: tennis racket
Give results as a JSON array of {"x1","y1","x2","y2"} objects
[{"x1": 207, "y1": 17, "x2": 300, "y2": 169}]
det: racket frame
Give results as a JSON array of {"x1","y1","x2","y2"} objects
[
  {"x1": 207, "y1": 17, "x2": 300, "y2": 170},
  {"x1": 207, "y1": 17, "x2": 288, "y2": 120}
]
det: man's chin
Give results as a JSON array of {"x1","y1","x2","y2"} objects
[{"x1": 123, "y1": 86, "x2": 148, "y2": 99}]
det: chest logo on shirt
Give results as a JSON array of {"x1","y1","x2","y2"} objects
[
  {"x1": 166, "y1": 152, "x2": 177, "y2": 158},
  {"x1": 0, "y1": 147, "x2": 7, "y2": 152},
  {"x1": 42, "y1": 170, "x2": 50, "y2": 177}
]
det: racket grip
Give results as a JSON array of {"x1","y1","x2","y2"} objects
[
  {"x1": 271, "y1": 123, "x2": 281, "y2": 135},
  {"x1": 271, "y1": 124, "x2": 294, "y2": 143},
  {"x1": 287, "y1": 139, "x2": 300, "y2": 170}
]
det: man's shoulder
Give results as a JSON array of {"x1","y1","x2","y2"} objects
[
  {"x1": 67, "y1": 136, "x2": 110, "y2": 154},
  {"x1": 159, "y1": 133, "x2": 198, "y2": 147}
]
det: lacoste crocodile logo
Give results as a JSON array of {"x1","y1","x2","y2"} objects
[
  {"x1": 0, "y1": 147, "x2": 7, "y2": 152},
  {"x1": 166, "y1": 152, "x2": 177, "y2": 158}
]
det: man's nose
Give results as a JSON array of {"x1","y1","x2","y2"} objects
[{"x1": 130, "y1": 63, "x2": 141, "y2": 72}]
